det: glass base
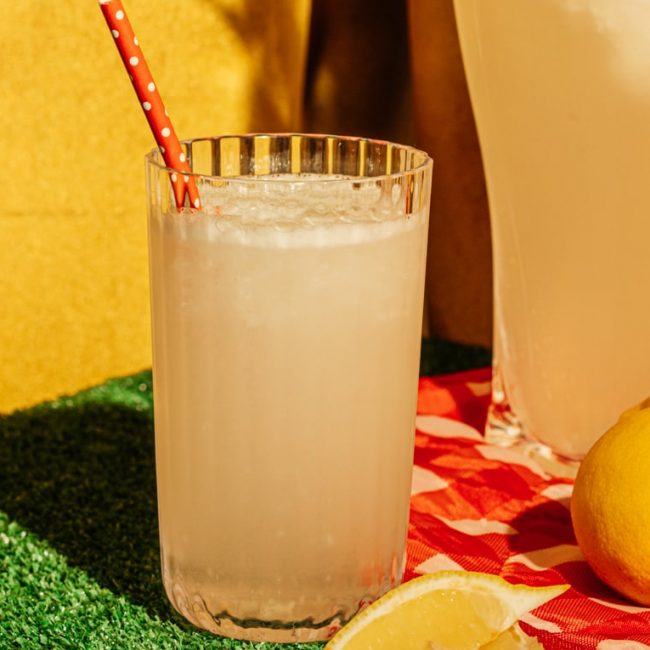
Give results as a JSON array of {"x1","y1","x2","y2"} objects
[
  {"x1": 486, "y1": 360, "x2": 581, "y2": 478},
  {"x1": 194, "y1": 610, "x2": 345, "y2": 644},
  {"x1": 165, "y1": 578, "x2": 379, "y2": 643},
  {"x1": 485, "y1": 402, "x2": 580, "y2": 479}
]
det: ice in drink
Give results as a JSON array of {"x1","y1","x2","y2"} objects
[
  {"x1": 454, "y1": 0, "x2": 650, "y2": 458},
  {"x1": 147, "y1": 162, "x2": 430, "y2": 642}
]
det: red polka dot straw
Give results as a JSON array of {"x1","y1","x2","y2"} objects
[{"x1": 99, "y1": 0, "x2": 201, "y2": 210}]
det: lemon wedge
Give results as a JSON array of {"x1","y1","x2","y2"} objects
[
  {"x1": 324, "y1": 571, "x2": 567, "y2": 650},
  {"x1": 483, "y1": 622, "x2": 545, "y2": 649}
]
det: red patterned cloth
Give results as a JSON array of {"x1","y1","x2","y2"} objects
[{"x1": 407, "y1": 368, "x2": 650, "y2": 649}]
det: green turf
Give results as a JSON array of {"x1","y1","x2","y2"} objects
[
  {"x1": 0, "y1": 338, "x2": 489, "y2": 649},
  {"x1": 418, "y1": 337, "x2": 490, "y2": 377}
]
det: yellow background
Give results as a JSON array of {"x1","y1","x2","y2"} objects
[
  {"x1": 0, "y1": 1, "x2": 311, "y2": 412},
  {"x1": 0, "y1": 0, "x2": 491, "y2": 413}
]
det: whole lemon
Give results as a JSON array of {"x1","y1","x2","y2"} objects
[{"x1": 571, "y1": 405, "x2": 650, "y2": 605}]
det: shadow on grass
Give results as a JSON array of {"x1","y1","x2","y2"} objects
[
  {"x1": 0, "y1": 339, "x2": 490, "y2": 627},
  {"x1": 419, "y1": 337, "x2": 491, "y2": 377},
  {"x1": 0, "y1": 393, "x2": 172, "y2": 620}
]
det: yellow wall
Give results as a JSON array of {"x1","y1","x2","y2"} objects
[
  {"x1": 0, "y1": 0, "x2": 310, "y2": 412},
  {"x1": 1, "y1": 0, "x2": 495, "y2": 413}
]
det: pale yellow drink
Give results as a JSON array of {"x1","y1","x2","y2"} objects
[
  {"x1": 146, "y1": 136, "x2": 431, "y2": 642},
  {"x1": 454, "y1": 0, "x2": 650, "y2": 459}
]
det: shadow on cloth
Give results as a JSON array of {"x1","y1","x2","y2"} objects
[
  {"x1": 506, "y1": 500, "x2": 636, "y2": 608},
  {"x1": 0, "y1": 398, "x2": 173, "y2": 620}
]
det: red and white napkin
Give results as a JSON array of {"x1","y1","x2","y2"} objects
[{"x1": 408, "y1": 368, "x2": 650, "y2": 648}]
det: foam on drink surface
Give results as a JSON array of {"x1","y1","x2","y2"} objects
[{"x1": 157, "y1": 174, "x2": 422, "y2": 248}]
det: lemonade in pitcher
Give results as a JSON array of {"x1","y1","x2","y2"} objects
[{"x1": 454, "y1": 0, "x2": 650, "y2": 459}]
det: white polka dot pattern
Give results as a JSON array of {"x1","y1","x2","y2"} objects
[{"x1": 99, "y1": 0, "x2": 201, "y2": 209}]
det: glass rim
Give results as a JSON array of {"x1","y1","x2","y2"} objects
[{"x1": 145, "y1": 132, "x2": 433, "y2": 184}]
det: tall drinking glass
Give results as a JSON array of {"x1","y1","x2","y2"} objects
[
  {"x1": 453, "y1": 0, "x2": 650, "y2": 462},
  {"x1": 145, "y1": 134, "x2": 432, "y2": 642}
]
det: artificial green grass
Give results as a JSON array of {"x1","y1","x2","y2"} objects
[
  {"x1": 419, "y1": 336, "x2": 491, "y2": 377},
  {"x1": 0, "y1": 338, "x2": 489, "y2": 649}
]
